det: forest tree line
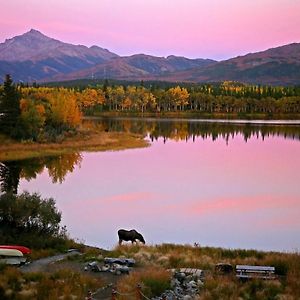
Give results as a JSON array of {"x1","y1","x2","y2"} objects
[
  {"x1": 18, "y1": 81, "x2": 300, "y2": 115},
  {"x1": 47, "y1": 79, "x2": 300, "y2": 114},
  {"x1": 1, "y1": 75, "x2": 300, "y2": 141}
]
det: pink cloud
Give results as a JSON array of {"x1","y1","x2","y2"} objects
[
  {"x1": 60, "y1": 192, "x2": 149, "y2": 206},
  {"x1": 185, "y1": 195, "x2": 300, "y2": 216},
  {"x1": 1, "y1": 0, "x2": 300, "y2": 59}
]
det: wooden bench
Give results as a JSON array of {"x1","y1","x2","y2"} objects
[{"x1": 236, "y1": 265, "x2": 275, "y2": 279}]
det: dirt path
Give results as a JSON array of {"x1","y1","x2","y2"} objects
[
  {"x1": 20, "y1": 251, "x2": 125, "y2": 300},
  {"x1": 20, "y1": 251, "x2": 81, "y2": 273}
]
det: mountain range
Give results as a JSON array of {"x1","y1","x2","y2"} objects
[{"x1": 0, "y1": 29, "x2": 300, "y2": 85}]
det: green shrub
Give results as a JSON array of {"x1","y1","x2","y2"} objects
[
  {"x1": 142, "y1": 276, "x2": 171, "y2": 298},
  {"x1": 0, "y1": 192, "x2": 73, "y2": 252}
]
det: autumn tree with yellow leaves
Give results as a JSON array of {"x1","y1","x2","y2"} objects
[
  {"x1": 19, "y1": 87, "x2": 82, "y2": 141},
  {"x1": 167, "y1": 86, "x2": 189, "y2": 111},
  {"x1": 79, "y1": 88, "x2": 105, "y2": 114}
]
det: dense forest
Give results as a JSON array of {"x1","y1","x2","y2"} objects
[
  {"x1": 1, "y1": 75, "x2": 300, "y2": 142},
  {"x1": 26, "y1": 79, "x2": 300, "y2": 115}
]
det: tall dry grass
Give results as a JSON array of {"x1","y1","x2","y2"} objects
[
  {"x1": 110, "y1": 243, "x2": 300, "y2": 299},
  {"x1": 116, "y1": 267, "x2": 171, "y2": 300},
  {"x1": 0, "y1": 266, "x2": 103, "y2": 300}
]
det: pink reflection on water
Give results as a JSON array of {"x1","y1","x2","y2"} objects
[{"x1": 19, "y1": 133, "x2": 300, "y2": 251}]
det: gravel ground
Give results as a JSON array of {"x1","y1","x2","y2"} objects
[{"x1": 20, "y1": 251, "x2": 126, "y2": 300}]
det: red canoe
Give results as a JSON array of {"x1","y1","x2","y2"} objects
[{"x1": 0, "y1": 245, "x2": 31, "y2": 255}]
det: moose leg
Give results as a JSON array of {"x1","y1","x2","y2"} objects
[{"x1": 119, "y1": 239, "x2": 122, "y2": 245}]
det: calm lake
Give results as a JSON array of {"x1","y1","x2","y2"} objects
[{"x1": 3, "y1": 118, "x2": 300, "y2": 252}]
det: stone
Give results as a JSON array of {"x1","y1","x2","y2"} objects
[
  {"x1": 101, "y1": 265, "x2": 110, "y2": 272},
  {"x1": 175, "y1": 272, "x2": 186, "y2": 281},
  {"x1": 197, "y1": 279, "x2": 204, "y2": 288},
  {"x1": 170, "y1": 278, "x2": 180, "y2": 288},
  {"x1": 187, "y1": 280, "x2": 197, "y2": 289},
  {"x1": 150, "y1": 268, "x2": 204, "y2": 300}
]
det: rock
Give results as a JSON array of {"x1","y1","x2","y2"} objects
[
  {"x1": 87, "y1": 261, "x2": 97, "y2": 267},
  {"x1": 170, "y1": 278, "x2": 180, "y2": 289},
  {"x1": 175, "y1": 272, "x2": 186, "y2": 282},
  {"x1": 100, "y1": 265, "x2": 110, "y2": 272},
  {"x1": 187, "y1": 280, "x2": 197, "y2": 289},
  {"x1": 115, "y1": 264, "x2": 130, "y2": 274},
  {"x1": 194, "y1": 269, "x2": 204, "y2": 279},
  {"x1": 86, "y1": 261, "x2": 101, "y2": 272},
  {"x1": 104, "y1": 257, "x2": 135, "y2": 266},
  {"x1": 197, "y1": 279, "x2": 204, "y2": 288},
  {"x1": 174, "y1": 286, "x2": 184, "y2": 297},
  {"x1": 151, "y1": 268, "x2": 204, "y2": 300}
]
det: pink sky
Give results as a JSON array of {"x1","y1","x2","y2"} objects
[{"x1": 1, "y1": 0, "x2": 300, "y2": 59}]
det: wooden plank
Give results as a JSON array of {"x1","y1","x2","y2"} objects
[
  {"x1": 237, "y1": 274, "x2": 276, "y2": 279},
  {"x1": 236, "y1": 264, "x2": 276, "y2": 279},
  {"x1": 236, "y1": 265, "x2": 275, "y2": 272}
]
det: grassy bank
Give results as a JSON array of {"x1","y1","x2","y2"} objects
[
  {"x1": 106, "y1": 244, "x2": 300, "y2": 299},
  {"x1": 93, "y1": 111, "x2": 300, "y2": 120},
  {"x1": 0, "y1": 130, "x2": 148, "y2": 161},
  {"x1": 1, "y1": 244, "x2": 299, "y2": 299}
]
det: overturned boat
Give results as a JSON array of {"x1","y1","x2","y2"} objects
[
  {"x1": 0, "y1": 245, "x2": 31, "y2": 255},
  {"x1": 0, "y1": 245, "x2": 31, "y2": 266}
]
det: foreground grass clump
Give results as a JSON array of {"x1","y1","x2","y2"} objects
[
  {"x1": 117, "y1": 267, "x2": 171, "y2": 299},
  {"x1": 0, "y1": 266, "x2": 103, "y2": 300},
  {"x1": 111, "y1": 244, "x2": 300, "y2": 299},
  {"x1": 197, "y1": 275, "x2": 284, "y2": 300}
]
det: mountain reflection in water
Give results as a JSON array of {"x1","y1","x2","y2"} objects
[
  {"x1": 84, "y1": 118, "x2": 300, "y2": 144},
  {"x1": 3, "y1": 118, "x2": 300, "y2": 251}
]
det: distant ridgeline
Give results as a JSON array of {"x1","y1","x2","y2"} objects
[{"x1": 1, "y1": 30, "x2": 300, "y2": 85}]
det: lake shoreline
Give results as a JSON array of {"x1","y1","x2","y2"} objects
[
  {"x1": 86, "y1": 115, "x2": 300, "y2": 125},
  {"x1": 91, "y1": 111, "x2": 300, "y2": 121},
  {"x1": 0, "y1": 130, "x2": 148, "y2": 161},
  {"x1": 2, "y1": 114, "x2": 300, "y2": 161}
]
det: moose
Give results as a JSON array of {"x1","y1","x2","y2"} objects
[{"x1": 118, "y1": 229, "x2": 145, "y2": 245}]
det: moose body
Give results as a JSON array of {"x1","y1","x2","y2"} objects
[{"x1": 118, "y1": 229, "x2": 145, "y2": 245}]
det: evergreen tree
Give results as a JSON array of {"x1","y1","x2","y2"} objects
[
  {"x1": 0, "y1": 161, "x2": 21, "y2": 194},
  {"x1": 0, "y1": 74, "x2": 21, "y2": 137}
]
